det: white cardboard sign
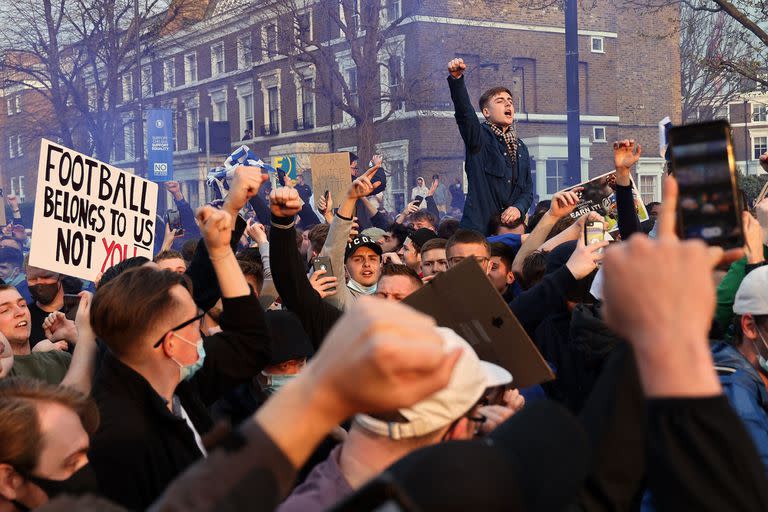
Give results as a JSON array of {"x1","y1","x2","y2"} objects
[{"x1": 28, "y1": 139, "x2": 158, "y2": 281}]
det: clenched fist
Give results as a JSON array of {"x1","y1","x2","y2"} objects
[
  {"x1": 448, "y1": 58, "x2": 466, "y2": 79},
  {"x1": 270, "y1": 187, "x2": 302, "y2": 218}
]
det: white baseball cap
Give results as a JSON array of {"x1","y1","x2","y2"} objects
[
  {"x1": 734, "y1": 266, "x2": 768, "y2": 315},
  {"x1": 354, "y1": 327, "x2": 511, "y2": 440}
]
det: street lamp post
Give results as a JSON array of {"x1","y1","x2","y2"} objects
[{"x1": 565, "y1": 0, "x2": 582, "y2": 187}]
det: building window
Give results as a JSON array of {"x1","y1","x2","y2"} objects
[
  {"x1": 639, "y1": 175, "x2": 657, "y2": 205},
  {"x1": 163, "y1": 59, "x2": 175, "y2": 90},
  {"x1": 295, "y1": 12, "x2": 312, "y2": 46},
  {"x1": 17, "y1": 176, "x2": 24, "y2": 202},
  {"x1": 123, "y1": 122, "x2": 135, "y2": 160},
  {"x1": 545, "y1": 159, "x2": 568, "y2": 194},
  {"x1": 238, "y1": 36, "x2": 252, "y2": 69},
  {"x1": 185, "y1": 53, "x2": 198, "y2": 83},
  {"x1": 592, "y1": 126, "x2": 606, "y2": 142},
  {"x1": 301, "y1": 78, "x2": 315, "y2": 129},
  {"x1": 387, "y1": 55, "x2": 403, "y2": 110},
  {"x1": 186, "y1": 107, "x2": 199, "y2": 150},
  {"x1": 141, "y1": 66, "x2": 153, "y2": 96},
  {"x1": 388, "y1": 159, "x2": 405, "y2": 212},
  {"x1": 240, "y1": 92, "x2": 254, "y2": 135},
  {"x1": 340, "y1": 0, "x2": 361, "y2": 36},
  {"x1": 211, "y1": 43, "x2": 225, "y2": 76},
  {"x1": 14, "y1": 95, "x2": 21, "y2": 114},
  {"x1": 267, "y1": 86, "x2": 280, "y2": 133},
  {"x1": 9, "y1": 177, "x2": 16, "y2": 196},
  {"x1": 387, "y1": 0, "x2": 402, "y2": 21},
  {"x1": 265, "y1": 25, "x2": 278, "y2": 58},
  {"x1": 754, "y1": 136, "x2": 767, "y2": 159},
  {"x1": 591, "y1": 37, "x2": 604, "y2": 53},
  {"x1": 122, "y1": 73, "x2": 133, "y2": 102},
  {"x1": 8, "y1": 137, "x2": 15, "y2": 158},
  {"x1": 753, "y1": 104, "x2": 768, "y2": 122},
  {"x1": 16, "y1": 135, "x2": 22, "y2": 157},
  {"x1": 213, "y1": 97, "x2": 227, "y2": 122},
  {"x1": 6, "y1": 97, "x2": 13, "y2": 116}
]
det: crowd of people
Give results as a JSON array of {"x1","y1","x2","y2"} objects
[{"x1": 0, "y1": 57, "x2": 766, "y2": 512}]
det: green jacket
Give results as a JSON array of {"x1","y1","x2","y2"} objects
[{"x1": 716, "y1": 246, "x2": 768, "y2": 332}]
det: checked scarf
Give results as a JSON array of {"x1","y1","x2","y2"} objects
[{"x1": 485, "y1": 121, "x2": 519, "y2": 165}]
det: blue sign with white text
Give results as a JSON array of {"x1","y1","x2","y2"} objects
[{"x1": 147, "y1": 109, "x2": 174, "y2": 182}]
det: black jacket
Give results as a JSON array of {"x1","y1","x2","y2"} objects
[
  {"x1": 269, "y1": 214, "x2": 342, "y2": 350},
  {"x1": 89, "y1": 293, "x2": 271, "y2": 510},
  {"x1": 448, "y1": 75, "x2": 533, "y2": 235}
]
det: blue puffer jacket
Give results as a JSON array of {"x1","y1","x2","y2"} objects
[{"x1": 712, "y1": 342, "x2": 768, "y2": 471}]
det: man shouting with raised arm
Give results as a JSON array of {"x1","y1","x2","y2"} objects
[{"x1": 447, "y1": 57, "x2": 533, "y2": 236}]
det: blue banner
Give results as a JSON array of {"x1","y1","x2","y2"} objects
[{"x1": 147, "y1": 109, "x2": 174, "y2": 182}]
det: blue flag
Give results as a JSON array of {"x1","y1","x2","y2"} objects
[{"x1": 147, "y1": 109, "x2": 174, "y2": 182}]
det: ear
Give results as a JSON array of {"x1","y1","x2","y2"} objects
[
  {"x1": 505, "y1": 270, "x2": 515, "y2": 286},
  {"x1": 160, "y1": 332, "x2": 176, "y2": 358},
  {"x1": 482, "y1": 107, "x2": 490, "y2": 119},
  {"x1": 743, "y1": 315, "x2": 758, "y2": 340},
  {"x1": 0, "y1": 464, "x2": 23, "y2": 501}
]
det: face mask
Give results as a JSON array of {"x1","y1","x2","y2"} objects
[
  {"x1": 754, "y1": 328, "x2": 768, "y2": 375},
  {"x1": 261, "y1": 372, "x2": 297, "y2": 395},
  {"x1": 21, "y1": 463, "x2": 99, "y2": 500},
  {"x1": 171, "y1": 333, "x2": 206, "y2": 381},
  {"x1": 28, "y1": 282, "x2": 59, "y2": 305},
  {"x1": 347, "y1": 279, "x2": 377, "y2": 295}
]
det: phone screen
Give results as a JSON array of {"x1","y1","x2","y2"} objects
[
  {"x1": 584, "y1": 222, "x2": 604, "y2": 246},
  {"x1": 669, "y1": 120, "x2": 743, "y2": 249},
  {"x1": 63, "y1": 294, "x2": 80, "y2": 321},
  {"x1": 166, "y1": 210, "x2": 183, "y2": 234}
]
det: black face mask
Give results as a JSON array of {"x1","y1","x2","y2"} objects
[
  {"x1": 22, "y1": 463, "x2": 99, "y2": 500},
  {"x1": 28, "y1": 283, "x2": 59, "y2": 306}
]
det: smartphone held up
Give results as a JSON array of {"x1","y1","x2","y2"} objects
[{"x1": 668, "y1": 120, "x2": 743, "y2": 250}]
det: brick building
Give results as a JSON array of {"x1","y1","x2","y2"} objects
[
  {"x1": 727, "y1": 93, "x2": 768, "y2": 175},
  {"x1": 0, "y1": 0, "x2": 681, "y2": 212}
]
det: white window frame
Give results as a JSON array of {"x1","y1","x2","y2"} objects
[
  {"x1": 258, "y1": 70, "x2": 282, "y2": 134},
  {"x1": 17, "y1": 176, "x2": 24, "y2": 202},
  {"x1": 9, "y1": 177, "x2": 16, "y2": 196},
  {"x1": 591, "y1": 36, "x2": 605, "y2": 54},
  {"x1": 235, "y1": 82, "x2": 255, "y2": 137},
  {"x1": 16, "y1": 135, "x2": 22, "y2": 157},
  {"x1": 378, "y1": 36, "x2": 405, "y2": 114},
  {"x1": 6, "y1": 97, "x2": 13, "y2": 116},
  {"x1": 753, "y1": 136, "x2": 768, "y2": 159},
  {"x1": 592, "y1": 126, "x2": 607, "y2": 142},
  {"x1": 293, "y1": 65, "x2": 316, "y2": 130},
  {"x1": 237, "y1": 35, "x2": 252, "y2": 69},
  {"x1": 336, "y1": 50, "x2": 357, "y2": 125},
  {"x1": 184, "y1": 53, "x2": 198, "y2": 83},
  {"x1": 263, "y1": 24, "x2": 278, "y2": 60},
  {"x1": 163, "y1": 59, "x2": 175, "y2": 90},
  {"x1": 211, "y1": 42, "x2": 225, "y2": 76},
  {"x1": 14, "y1": 95, "x2": 21, "y2": 114},
  {"x1": 375, "y1": 139, "x2": 410, "y2": 212},
  {"x1": 385, "y1": 0, "x2": 402, "y2": 22},
  {"x1": 339, "y1": 0, "x2": 361, "y2": 37},
  {"x1": 123, "y1": 119, "x2": 135, "y2": 161},
  {"x1": 209, "y1": 87, "x2": 228, "y2": 122},
  {"x1": 753, "y1": 103, "x2": 768, "y2": 123},
  {"x1": 122, "y1": 73, "x2": 133, "y2": 102},
  {"x1": 185, "y1": 97, "x2": 200, "y2": 151},
  {"x1": 294, "y1": 10, "x2": 313, "y2": 47},
  {"x1": 8, "y1": 137, "x2": 15, "y2": 158},
  {"x1": 141, "y1": 65, "x2": 153, "y2": 96}
]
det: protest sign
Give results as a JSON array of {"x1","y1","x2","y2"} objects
[
  {"x1": 147, "y1": 109, "x2": 174, "y2": 182},
  {"x1": 310, "y1": 153, "x2": 351, "y2": 209},
  {"x1": 403, "y1": 258, "x2": 555, "y2": 388},
  {"x1": 273, "y1": 155, "x2": 298, "y2": 180},
  {"x1": 28, "y1": 139, "x2": 159, "y2": 281},
  {"x1": 560, "y1": 170, "x2": 649, "y2": 233}
]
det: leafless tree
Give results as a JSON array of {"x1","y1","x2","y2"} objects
[{"x1": 259, "y1": 0, "x2": 434, "y2": 158}]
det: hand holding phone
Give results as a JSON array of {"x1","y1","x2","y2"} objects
[
  {"x1": 584, "y1": 221, "x2": 605, "y2": 246},
  {"x1": 165, "y1": 209, "x2": 184, "y2": 237}
]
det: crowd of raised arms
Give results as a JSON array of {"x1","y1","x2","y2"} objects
[{"x1": 0, "y1": 57, "x2": 766, "y2": 512}]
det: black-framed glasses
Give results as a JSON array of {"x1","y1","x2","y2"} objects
[{"x1": 153, "y1": 311, "x2": 206, "y2": 348}]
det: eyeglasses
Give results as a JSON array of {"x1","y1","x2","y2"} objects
[{"x1": 153, "y1": 311, "x2": 206, "y2": 348}]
